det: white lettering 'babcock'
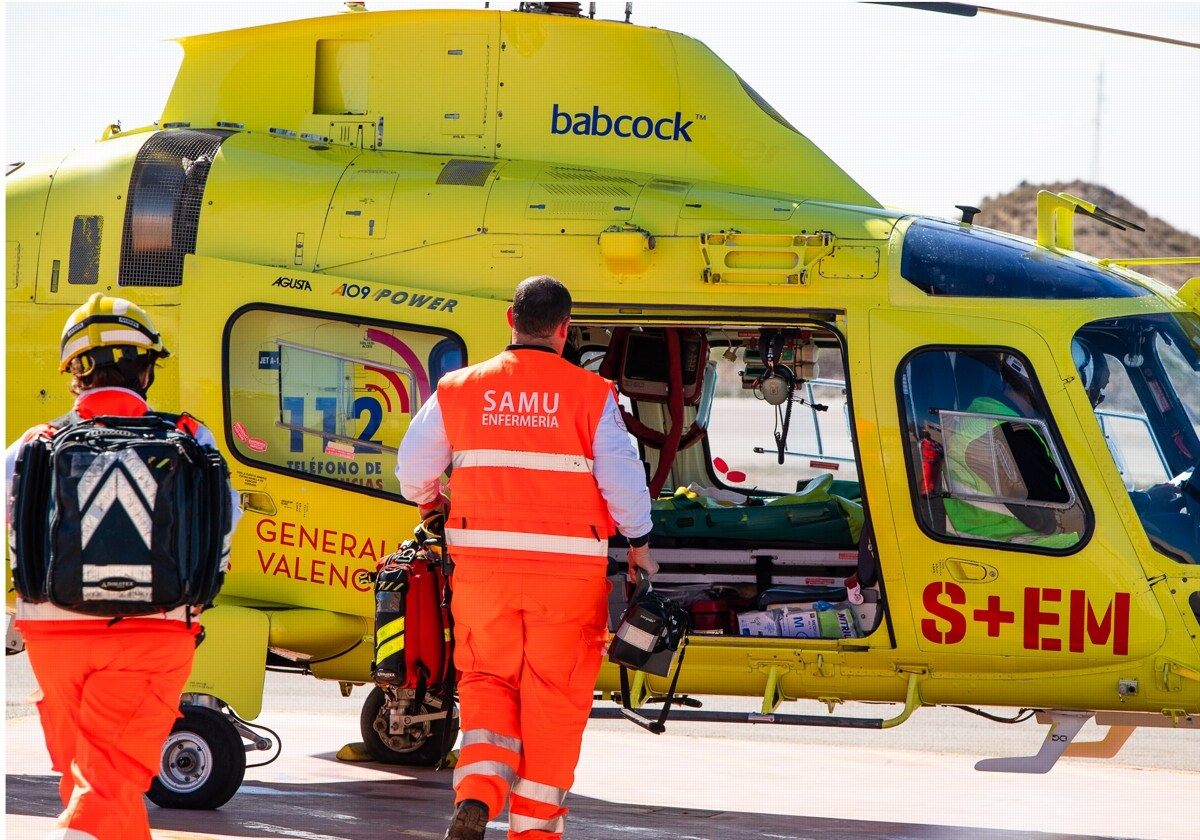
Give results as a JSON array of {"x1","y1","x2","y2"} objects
[{"x1": 482, "y1": 389, "x2": 561, "y2": 428}]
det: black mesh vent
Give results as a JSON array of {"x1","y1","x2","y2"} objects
[
  {"x1": 69, "y1": 216, "x2": 102, "y2": 285},
  {"x1": 118, "y1": 129, "x2": 232, "y2": 287},
  {"x1": 649, "y1": 179, "x2": 691, "y2": 193},
  {"x1": 436, "y1": 159, "x2": 498, "y2": 186},
  {"x1": 540, "y1": 182, "x2": 635, "y2": 198},
  {"x1": 544, "y1": 166, "x2": 638, "y2": 185}
]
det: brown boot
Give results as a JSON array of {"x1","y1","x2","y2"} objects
[{"x1": 443, "y1": 799, "x2": 489, "y2": 840}]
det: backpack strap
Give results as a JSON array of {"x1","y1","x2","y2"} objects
[
  {"x1": 45, "y1": 410, "x2": 83, "y2": 435},
  {"x1": 18, "y1": 410, "x2": 83, "y2": 445},
  {"x1": 144, "y1": 410, "x2": 202, "y2": 437}
]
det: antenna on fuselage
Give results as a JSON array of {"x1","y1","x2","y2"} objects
[{"x1": 956, "y1": 205, "x2": 981, "y2": 226}]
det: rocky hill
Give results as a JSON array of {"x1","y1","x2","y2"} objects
[{"x1": 974, "y1": 180, "x2": 1200, "y2": 289}]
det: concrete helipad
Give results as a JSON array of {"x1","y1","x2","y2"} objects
[{"x1": 6, "y1": 660, "x2": 1199, "y2": 840}]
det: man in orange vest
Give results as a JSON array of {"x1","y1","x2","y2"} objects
[
  {"x1": 397, "y1": 275, "x2": 657, "y2": 840},
  {"x1": 6, "y1": 293, "x2": 240, "y2": 839}
]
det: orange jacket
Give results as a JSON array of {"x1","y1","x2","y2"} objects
[{"x1": 436, "y1": 348, "x2": 617, "y2": 574}]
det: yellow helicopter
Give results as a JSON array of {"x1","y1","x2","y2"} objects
[{"x1": 7, "y1": 1, "x2": 1200, "y2": 810}]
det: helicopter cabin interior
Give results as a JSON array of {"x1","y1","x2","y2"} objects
[{"x1": 574, "y1": 321, "x2": 879, "y2": 643}]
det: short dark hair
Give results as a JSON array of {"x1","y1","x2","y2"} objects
[{"x1": 512, "y1": 275, "x2": 572, "y2": 338}]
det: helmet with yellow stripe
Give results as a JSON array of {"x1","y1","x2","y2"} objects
[{"x1": 59, "y1": 293, "x2": 169, "y2": 374}]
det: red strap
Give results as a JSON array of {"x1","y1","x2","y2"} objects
[
  {"x1": 403, "y1": 559, "x2": 448, "y2": 689},
  {"x1": 645, "y1": 331, "x2": 685, "y2": 498},
  {"x1": 21, "y1": 424, "x2": 55, "y2": 444},
  {"x1": 175, "y1": 415, "x2": 201, "y2": 436}
]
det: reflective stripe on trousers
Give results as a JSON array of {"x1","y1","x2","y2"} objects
[
  {"x1": 509, "y1": 812, "x2": 566, "y2": 836},
  {"x1": 453, "y1": 728, "x2": 523, "y2": 791},
  {"x1": 452, "y1": 758, "x2": 519, "y2": 790},
  {"x1": 510, "y1": 777, "x2": 570, "y2": 836},
  {"x1": 512, "y1": 778, "x2": 569, "y2": 808}
]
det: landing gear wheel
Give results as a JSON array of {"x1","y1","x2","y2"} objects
[
  {"x1": 148, "y1": 704, "x2": 246, "y2": 810},
  {"x1": 359, "y1": 686, "x2": 458, "y2": 765}
]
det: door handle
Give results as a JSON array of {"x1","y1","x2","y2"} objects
[{"x1": 946, "y1": 558, "x2": 998, "y2": 583}]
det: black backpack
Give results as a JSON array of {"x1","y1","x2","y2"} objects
[{"x1": 8, "y1": 412, "x2": 232, "y2": 617}]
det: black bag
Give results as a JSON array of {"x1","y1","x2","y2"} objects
[
  {"x1": 8, "y1": 413, "x2": 232, "y2": 616},
  {"x1": 608, "y1": 575, "x2": 690, "y2": 677}
]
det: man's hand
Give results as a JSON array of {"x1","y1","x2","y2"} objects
[
  {"x1": 626, "y1": 543, "x2": 658, "y2": 582},
  {"x1": 418, "y1": 492, "x2": 449, "y2": 519}
]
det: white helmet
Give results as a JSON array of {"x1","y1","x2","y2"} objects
[
  {"x1": 59, "y1": 293, "x2": 168, "y2": 373},
  {"x1": 1071, "y1": 338, "x2": 1109, "y2": 407}
]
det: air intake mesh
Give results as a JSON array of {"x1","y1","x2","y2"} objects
[
  {"x1": 118, "y1": 129, "x2": 232, "y2": 287},
  {"x1": 436, "y1": 159, "x2": 497, "y2": 186}
]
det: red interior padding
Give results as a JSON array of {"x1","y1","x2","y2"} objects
[{"x1": 600, "y1": 328, "x2": 707, "y2": 498}]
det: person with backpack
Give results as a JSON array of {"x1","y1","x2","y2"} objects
[
  {"x1": 5, "y1": 293, "x2": 240, "y2": 840},
  {"x1": 397, "y1": 275, "x2": 657, "y2": 840}
]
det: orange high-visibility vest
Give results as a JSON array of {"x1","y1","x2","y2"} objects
[{"x1": 436, "y1": 348, "x2": 616, "y2": 574}]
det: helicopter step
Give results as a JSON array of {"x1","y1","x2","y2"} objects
[
  {"x1": 975, "y1": 710, "x2": 1095, "y2": 774},
  {"x1": 976, "y1": 708, "x2": 1200, "y2": 773}
]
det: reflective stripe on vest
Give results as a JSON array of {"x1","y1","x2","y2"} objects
[
  {"x1": 446, "y1": 528, "x2": 608, "y2": 558},
  {"x1": 509, "y1": 813, "x2": 566, "y2": 835},
  {"x1": 452, "y1": 449, "x2": 594, "y2": 473},
  {"x1": 512, "y1": 777, "x2": 569, "y2": 807}
]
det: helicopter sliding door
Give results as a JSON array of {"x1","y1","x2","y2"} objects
[{"x1": 868, "y1": 308, "x2": 1165, "y2": 682}]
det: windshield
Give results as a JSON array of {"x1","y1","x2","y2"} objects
[
  {"x1": 1073, "y1": 312, "x2": 1200, "y2": 564},
  {"x1": 901, "y1": 219, "x2": 1150, "y2": 299}
]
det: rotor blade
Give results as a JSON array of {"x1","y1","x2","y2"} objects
[
  {"x1": 1074, "y1": 204, "x2": 1146, "y2": 233},
  {"x1": 872, "y1": 3, "x2": 1200, "y2": 49},
  {"x1": 872, "y1": 3, "x2": 977, "y2": 16}
]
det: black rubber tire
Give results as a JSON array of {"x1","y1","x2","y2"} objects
[
  {"x1": 147, "y1": 704, "x2": 246, "y2": 810},
  {"x1": 359, "y1": 685, "x2": 458, "y2": 766}
]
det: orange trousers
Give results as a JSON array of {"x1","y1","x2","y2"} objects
[
  {"x1": 449, "y1": 567, "x2": 609, "y2": 840},
  {"x1": 21, "y1": 624, "x2": 196, "y2": 840}
]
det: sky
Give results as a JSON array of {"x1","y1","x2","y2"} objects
[{"x1": 4, "y1": 1, "x2": 1200, "y2": 236}]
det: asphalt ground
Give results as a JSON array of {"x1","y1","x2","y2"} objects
[{"x1": 6, "y1": 654, "x2": 1199, "y2": 840}]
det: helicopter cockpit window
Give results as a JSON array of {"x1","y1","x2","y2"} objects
[
  {"x1": 900, "y1": 218, "x2": 1149, "y2": 300},
  {"x1": 1074, "y1": 314, "x2": 1200, "y2": 565},
  {"x1": 225, "y1": 308, "x2": 464, "y2": 497},
  {"x1": 901, "y1": 347, "x2": 1088, "y2": 550}
]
